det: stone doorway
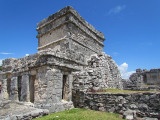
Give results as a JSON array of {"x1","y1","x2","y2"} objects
[
  {"x1": 18, "y1": 76, "x2": 22, "y2": 101},
  {"x1": 29, "y1": 75, "x2": 35, "y2": 103},
  {"x1": 7, "y1": 78, "x2": 11, "y2": 98},
  {"x1": 62, "y1": 75, "x2": 68, "y2": 101}
]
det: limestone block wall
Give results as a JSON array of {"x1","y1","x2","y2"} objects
[
  {"x1": 146, "y1": 69, "x2": 160, "y2": 85},
  {"x1": 36, "y1": 6, "x2": 104, "y2": 58},
  {"x1": 34, "y1": 66, "x2": 48, "y2": 105},
  {"x1": 37, "y1": 22, "x2": 69, "y2": 48},
  {"x1": 76, "y1": 92, "x2": 160, "y2": 119},
  {"x1": 73, "y1": 52, "x2": 123, "y2": 93},
  {"x1": 1, "y1": 54, "x2": 38, "y2": 73},
  {"x1": 34, "y1": 66, "x2": 73, "y2": 113},
  {"x1": 68, "y1": 23, "x2": 103, "y2": 54},
  {"x1": 0, "y1": 65, "x2": 74, "y2": 113},
  {"x1": 107, "y1": 55, "x2": 123, "y2": 89}
]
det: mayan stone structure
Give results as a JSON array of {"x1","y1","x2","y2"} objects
[
  {"x1": 123, "y1": 69, "x2": 160, "y2": 90},
  {"x1": 0, "y1": 6, "x2": 123, "y2": 113}
]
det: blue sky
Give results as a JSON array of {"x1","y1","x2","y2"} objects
[{"x1": 0, "y1": 0, "x2": 160, "y2": 78}]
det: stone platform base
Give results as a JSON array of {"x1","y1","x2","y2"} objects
[
  {"x1": 0, "y1": 100, "x2": 49, "y2": 120},
  {"x1": 36, "y1": 100, "x2": 74, "y2": 113}
]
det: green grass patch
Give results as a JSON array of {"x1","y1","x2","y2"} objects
[
  {"x1": 141, "y1": 84, "x2": 151, "y2": 87},
  {"x1": 34, "y1": 108, "x2": 125, "y2": 120},
  {"x1": 98, "y1": 89, "x2": 160, "y2": 93}
]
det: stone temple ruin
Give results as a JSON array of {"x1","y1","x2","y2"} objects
[
  {"x1": 123, "y1": 68, "x2": 160, "y2": 91},
  {"x1": 0, "y1": 6, "x2": 123, "y2": 114}
]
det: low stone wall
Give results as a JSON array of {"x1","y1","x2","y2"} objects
[{"x1": 75, "y1": 92, "x2": 160, "y2": 119}]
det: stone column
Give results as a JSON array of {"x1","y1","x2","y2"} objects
[
  {"x1": 56, "y1": 71, "x2": 63, "y2": 102},
  {"x1": 34, "y1": 67, "x2": 48, "y2": 105},
  {"x1": 34, "y1": 73, "x2": 39, "y2": 104},
  {"x1": 10, "y1": 76, "x2": 18, "y2": 101},
  {"x1": 47, "y1": 69, "x2": 63, "y2": 103},
  {"x1": 21, "y1": 73, "x2": 30, "y2": 102},
  {"x1": 0, "y1": 79, "x2": 8, "y2": 100}
]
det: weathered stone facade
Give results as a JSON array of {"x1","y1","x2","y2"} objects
[
  {"x1": 73, "y1": 53, "x2": 122, "y2": 92},
  {"x1": 123, "y1": 69, "x2": 160, "y2": 91},
  {"x1": 0, "y1": 6, "x2": 123, "y2": 117}
]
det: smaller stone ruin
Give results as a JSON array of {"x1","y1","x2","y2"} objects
[{"x1": 123, "y1": 68, "x2": 160, "y2": 90}]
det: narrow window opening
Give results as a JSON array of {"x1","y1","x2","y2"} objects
[
  {"x1": 18, "y1": 76, "x2": 22, "y2": 101},
  {"x1": 29, "y1": 75, "x2": 35, "y2": 103}
]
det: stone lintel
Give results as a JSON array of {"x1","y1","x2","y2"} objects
[
  {"x1": 1, "y1": 53, "x2": 84, "y2": 75},
  {"x1": 37, "y1": 6, "x2": 104, "y2": 40},
  {"x1": 33, "y1": 53, "x2": 84, "y2": 71}
]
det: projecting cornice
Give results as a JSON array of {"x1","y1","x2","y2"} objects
[{"x1": 36, "y1": 6, "x2": 105, "y2": 42}]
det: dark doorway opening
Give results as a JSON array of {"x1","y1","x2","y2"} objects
[
  {"x1": 18, "y1": 76, "x2": 22, "y2": 101},
  {"x1": 29, "y1": 75, "x2": 35, "y2": 103},
  {"x1": 7, "y1": 78, "x2": 11, "y2": 98},
  {"x1": 62, "y1": 75, "x2": 68, "y2": 100}
]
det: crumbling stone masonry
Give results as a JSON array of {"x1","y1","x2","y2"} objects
[
  {"x1": 0, "y1": 6, "x2": 123, "y2": 113},
  {"x1": 123, "y1": 69, "x2": 160, "y2": 91},
  {"x1": 77, "y1": 92, "x2": 160, "y2": 119}
]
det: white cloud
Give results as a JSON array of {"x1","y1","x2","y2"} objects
[
  {"x1": 0, "y1": 52, "x2": 13, "y2": 55},
  {"x1": 118, "y1": 62, "x2": 135, "y2": 79},
  {"x1": 0, "y1": 60, "x2": 2, "y2": 66},
  {"x1": 25, "y1": 54, "x2": 29, "y2": 56},
  {"x1": 113, "y1": 52, "x2": 119, "y2": 56},
  {"x1": 108, "y1": 5, "x2": 126, "y2": 15}
]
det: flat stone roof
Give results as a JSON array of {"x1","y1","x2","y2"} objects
[{"x1": 37, "y1": 6, "x2": 104, "y2": 40}]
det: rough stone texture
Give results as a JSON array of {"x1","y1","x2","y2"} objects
[
  {"x1": 21, "y1": 73, "x2": 30, "y2": 102},
  {"x1": 0, "y1": 100, "x2": 49, "y2": 120},
  {"x1": 0, "y1": 79, "x2": 8, "y2": 100},
  {"x1": 34, "y1": 67, "x2": 74, "y2": 113},
  {"x1": 37, "y1": 6, "x2": 104, "y2": 41},
  {"x1": 76, "y1": 92, "x2": 160, "y2": 119},
  {"x1": 73, "y1": 53, "x2": 123, "y2": 93},
  {"x1": 123, "y1": 69, "x2": 160, "y2": 91},
  {"x1": 36, "y1": 6, "x2": 104, "y2": 57},
  {"x1": 10, "y1": 76, "x2": 18, "y2": 101}
]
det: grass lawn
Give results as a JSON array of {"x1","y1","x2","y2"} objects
[
  {"x1": 34, "y1": 108, "x2": 125, "y2": 120},
  {"x1": 97, "y1": 89, "x2": 160, "y2": 93}
]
